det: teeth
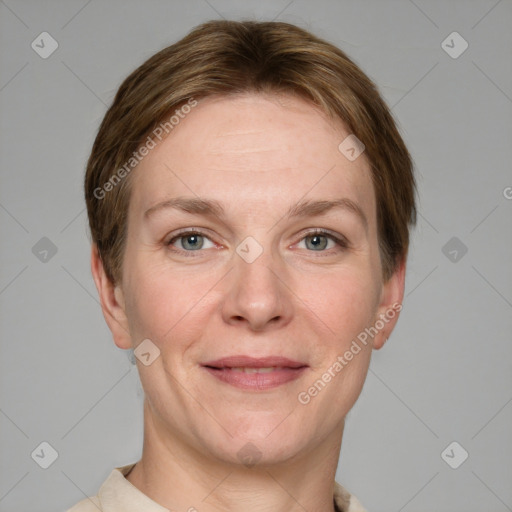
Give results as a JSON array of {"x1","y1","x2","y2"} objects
[{"x1": 230, "y1": 367, "x2": 281, "y2": 373}]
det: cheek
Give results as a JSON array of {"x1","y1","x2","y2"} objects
[
  {"x1": 299, "y1": 266, "x2": 381, "y2": 343},
  {"x1": 124, "y1": 265, "x2": 181, "y2": 340},
  {"x1": 299, "y1": 271, "x2": 378, "y2": 413},
  {"x1": 123, "y1": 261, "x2": 215, "y2": 347}
]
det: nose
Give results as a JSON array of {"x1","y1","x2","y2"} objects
[{"x1": 221, "y1": 246, "x2": 293, "y2": 332}]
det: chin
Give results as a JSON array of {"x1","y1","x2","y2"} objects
[{"x1": 203, "y1": 426, "x2": 308, "y2": 468}]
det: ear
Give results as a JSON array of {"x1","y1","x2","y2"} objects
[
  {"x1": 90, "y1": 243, "x2": 132, "y2": 350},
  {"x1": 372, "y1": 257, "x2": 406, "y2": 350}
]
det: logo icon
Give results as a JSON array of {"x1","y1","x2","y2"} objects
[
  {"x1": 31, "y1": 32, "x2": 59, "y2": 59},
  {"x1": 31, "y1": 441, "x2": 59, "y2": 469},
  {"x1": 338, "y1": 134, "x2": 365, "y2": 161},
  {"x1": 442, "y1": 237, "x2": 468, "y2": 263},
  {"x1": 441, "y1": 32, "x2": 468, "y2": 59},
  {"x1": 441, "y1": 441, "x2": 469, "y2": 469},
  {"x1": 236, "y1": 236, "x2": 263, "y2": 264},
  {"x1": 32, "y1": 237, "x2": 58, "y2": 263},
  {"x1": 237, "y1": 442, "x2": 262, "y2": 467},
  {"x1": 134, "y1": 339, "x2": 161, "y2": 366}
]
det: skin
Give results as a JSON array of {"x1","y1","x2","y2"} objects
[{"x1": 91, "y1": 92, "x2": 405, "y2": 512}]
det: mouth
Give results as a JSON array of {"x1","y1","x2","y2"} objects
[{"x1": 201, "y1": 356, "x2": 308, "y2": 390}]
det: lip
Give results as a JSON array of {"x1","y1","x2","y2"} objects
[
  {"x1": 202, "y1": 355, "x2": 307, "y2": 369},
  {"x1": 201, "y1": 356, "x2": 308, "y2": 391}
]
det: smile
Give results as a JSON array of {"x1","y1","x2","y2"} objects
[
  {"x1": 230, "y1": 366, "x2": 283, "y2": 373},
  {"x1": 202, "y1": 366, "x2": 308, "y2": 390}
]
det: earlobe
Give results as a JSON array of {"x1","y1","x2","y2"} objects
[
  {"x1": 90, "y1": 244, "x2": 132, "y2": 350},
  {"x1": 372, "y1": 258, "x2": 406, "y2": 350}
]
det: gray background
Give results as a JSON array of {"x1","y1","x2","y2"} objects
[{"x1": 1, "y1": 1, "x2": 511, "y2": 511}]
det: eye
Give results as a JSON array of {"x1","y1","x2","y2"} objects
[
  {"x1": 297, "y1": 229, "x2": 348, "y2": 252},
  {"x1": 167, "y1": 230, "x2": 215, "y2": 252}
]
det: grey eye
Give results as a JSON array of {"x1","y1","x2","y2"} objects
[
  {"x1": 167, "y1": 231, "x2": 215, "y2": 251},
  {"x1": 180, "y1": 234, "x2": 204, "y2": 250},
  {"x1": 304, "y1": 234, "x2": 330, "y2": 251}
]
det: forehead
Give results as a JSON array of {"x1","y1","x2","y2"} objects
[{"x1": 130, "y1": 93, "x2": 376, "y2": 221}]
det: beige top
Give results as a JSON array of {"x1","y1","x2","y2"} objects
[{"x1": 66, "y1": 463, "x2": 367, "y2": 512}]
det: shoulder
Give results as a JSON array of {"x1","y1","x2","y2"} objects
[
  {"x1": 334, "y1": 480, "x2": 368, "y2": 512},
  {"x1": 65, "y1": 495, "x2": 101, "y2": 512},
  {"x1": 347, "y1": 493, "x2": 368, "y2": 512},
  {"x1": 64, "y1": 463, "x2": 137, "y2": 512}
]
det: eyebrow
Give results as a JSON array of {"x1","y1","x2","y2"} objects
[{"x1": 144, "y1": 196, "x2": 368, "y2": 230}]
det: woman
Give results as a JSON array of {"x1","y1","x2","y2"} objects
[{"x1": 68, "y1": 19, "x2": 416, "y2": 512}]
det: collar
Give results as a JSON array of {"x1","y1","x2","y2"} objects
[{"x1": 90, "y1": 463, "x2": 366, "y2": 512}]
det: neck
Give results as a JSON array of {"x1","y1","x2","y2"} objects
[{"x1": 126, "y1": 398, "x2": 345, "y2": 512}]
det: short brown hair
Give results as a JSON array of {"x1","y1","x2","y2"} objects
[{"x1": 85, "y1": 20, "x2": 416, "y2": 285}]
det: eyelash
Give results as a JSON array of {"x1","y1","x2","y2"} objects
[{"x1": 165, "y1": 228, "x2": 349, "y2": 257}]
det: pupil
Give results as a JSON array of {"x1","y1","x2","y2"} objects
[
  {"x1": 308, "y1": 235, "x2": 326, "y2": 250},
  {"x1": 184, "y1": 234, "x2": 202, "y2": 250}
]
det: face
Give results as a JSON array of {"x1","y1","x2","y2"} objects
[{"x1": 93, "y1": 93, "x2": 404, "y2": 466}]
